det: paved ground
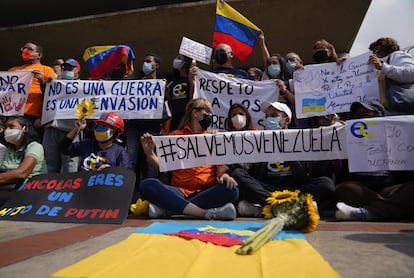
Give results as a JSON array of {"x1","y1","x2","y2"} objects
[{"x1": 0, "y1": 217, "x2": 413, "y2": 278}]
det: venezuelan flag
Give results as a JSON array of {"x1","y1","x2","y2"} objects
[
  {"x1": 83, "y1": 45, "x2": 135, "y2": 79},
  {"x1": 302, "y1": 97, "x2": 327, "y2": 113},
  {"x1": 213, "y1": 0, "x2": 260, "y2": 63}
]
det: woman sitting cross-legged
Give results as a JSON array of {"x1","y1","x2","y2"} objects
[{"x1": 139, "y1": 98, "x2": 239, "y2": 220}]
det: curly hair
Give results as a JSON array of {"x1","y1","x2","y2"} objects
[{"x1": 369, "y1": 37, "x2": 400, "y2": 56}]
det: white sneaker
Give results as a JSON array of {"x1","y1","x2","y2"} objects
[
  {"x1": 205, "y1": 203, "x2": 237, "y2": 220},
  {"x1": 237, "y1": 200, "x2": 262, "y2": 217},
  {"x1": 148, "y1": 203, "x2": 170, "y2": 219}
]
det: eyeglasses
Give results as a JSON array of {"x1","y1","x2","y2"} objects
[{"x1": 20, "y1": 46, "x2": 36, "y2": 52}]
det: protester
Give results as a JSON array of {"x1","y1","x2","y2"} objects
[
  {"x1": 335, "y1": 100, "x2": 414, "y2": 209},
  {"x1": 166, "y1": 54, "x2": 193, "y2": 132},
  {"x1": 0, "y1": 116, "x2": 47, "y2": 205},
  {"x1": 212, "y1": 43, "x2": 250, "y2": 79},
  {"x1": 139, "y1": 98, "x2": 239, "y2": 220},
  {"x1": 8, "y1": 42, "x2": 56, "y2": 129},
  {"x1": 59, "y1": 112, "x2": 131, "y2": 171},
  {"x1": 42, "y1": 58, "x2": 82, "y2": 173},
  {"x1": 368, "y1": 37, "x2": 414, "y2": 113},
  {"x1": 231, "y1": 101, "x2": 336, "y2": 217}
]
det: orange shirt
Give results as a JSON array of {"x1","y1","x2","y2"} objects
[
  {"x1": 8, "y1": 63, "x2": 56, "y2": 118},
  {"x1": 169, "y1": 125, "x2": 220, "y2": 197}
]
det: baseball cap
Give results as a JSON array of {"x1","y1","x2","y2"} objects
[
  {"x1": 260, "y1": 101, "x2": 292, "y2": 121},
  {"x1": 350, "y1": 100, "x2": 386, "y2": 118},
  {"x1": 63, "y1": 58, "x2": 81, "y2": 72}
]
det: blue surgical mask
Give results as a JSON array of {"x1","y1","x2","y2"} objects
[
  {"x1": 286, "y1": 61, "x2": 297, "y2": 74},
  {"x1": 267, "y1": 65, "x2": 281, "y2": 78},
  {"x1": 173, "y1": 58, "x2": 184, "y2": 70},
  {"x1": 142, "y1": 62, "x2": 153, "y2": 75},
  {"x1": 265, "y1": 117, "x2": 282, "y2": 130},
  {"x1": 62, "y1": 70, "x2": 75, "y2": 80}
]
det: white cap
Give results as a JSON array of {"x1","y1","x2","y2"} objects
[{"x1": 260, "y1": 101, "x2": 292, "y2": 121}]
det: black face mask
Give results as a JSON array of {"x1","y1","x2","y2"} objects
[
  {"x1": 313, "y1": 50, "x2": 329, "y2": 63},
  {"x1": 199, "y1": 114, "x2": 212, "y2": 130},
  {"x1": 215, "y1": 50, "x2": 228, "y2": 65},
  {"x1": 109, "y1": 69, "x2": 126, "y2": 80}
]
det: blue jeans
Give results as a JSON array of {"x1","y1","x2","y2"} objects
[{"x1": 139, "y1": 178, "x2": 239, "y2": 214}]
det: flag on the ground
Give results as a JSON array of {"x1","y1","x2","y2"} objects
[
  {"x1": 213, "y1": 0, "x2": 260, "y2": 63},
  {"x1": 83, "y1": 45, "x2": 135, "y2": 79}
]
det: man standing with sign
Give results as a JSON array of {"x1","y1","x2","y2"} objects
[{"x1": 8, "y1": 42, "x2": 56, "y2": 130}]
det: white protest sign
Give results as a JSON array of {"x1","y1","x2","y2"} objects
[
  {"x1": 194, "y1": 69, "x2": 279, "y2": 130},
  {"x1": 293, "y1": 52, "x2": 379, "y2": 118},
  {"x1": 0, "y1": 71, "x2": 32, "y2": 116},
  {"x1": 42, "y1": 79, "x2": 166, "y2": 124},
  {"x1": 153, "y1": 125, "x2": 347, "y2": 172},
  {"x1": 179, "y1": 37, "x2": 213, "y2": 65},
  {"x1": 346, "y1": 115, "x2": 414, "y2": 172}
]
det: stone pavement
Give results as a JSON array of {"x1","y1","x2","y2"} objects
[{"x1": 0, "y1": 217, "x2": 413, "y2": 278}]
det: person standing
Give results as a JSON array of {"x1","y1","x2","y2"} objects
[
  {"x1": 8, "y1": 42, "x2": 56, "y2": 130},
  {"x1": 42, "y1": 58, "x2": 82, "y2": 173}
]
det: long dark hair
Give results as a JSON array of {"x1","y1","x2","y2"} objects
[
  {"x1": 225, "y1": 103, "x2": 255, "y2": 131},
  {"x1": 6, "y1": 116, "x2": 40, "y2": 147}
]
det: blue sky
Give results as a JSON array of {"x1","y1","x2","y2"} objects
[{"x1": 350, "y1": 0, "x2": 414, "y2": 56}]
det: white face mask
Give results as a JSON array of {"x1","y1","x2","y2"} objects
[
  {"x1": 231, "y1": 114, "x2": 247, "y2": 130},
  {"x1": 4, "y1": 128, "x2": 23, "y2": 144}
]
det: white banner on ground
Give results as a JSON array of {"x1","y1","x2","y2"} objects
[
  {"x1": 0, "y1": 71, "x2": 32, "y2": 116},
  {"x1": 293, "y1": 52, "x2": 380, "y2": 118},
  {"x1": 41, "y1": 79, "x2": 166, "y2": 124},
  {"x1": 347, "y1": 115, "x2": 414, "y2": 172},
  {"x1": 194, "y1": 69, "x2": 279, "y2": 130},
  {"x1": 153, "y1": 125, "x2": 347, "y2": 172}
]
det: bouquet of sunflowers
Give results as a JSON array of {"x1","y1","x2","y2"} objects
[{"x1": 236, "y1": 190, "x2": 319, "y2": 255}]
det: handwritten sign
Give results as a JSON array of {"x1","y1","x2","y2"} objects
[
  {"x1": 0, "y1": 71, "x2": 32, "y2": 116},
  {"x1": 0, "y1": 167, "x2": 135, "y2": 224},
  {"x1": 153, "y1": 125, "x2": 347, "y2": 172},
  {"x1": 179, "y1": 37, "x2": 213, "y2": 65},
  {"x1": 41, "y1": 79, "x2": 166, "y2": 124},
  {"x1": 194, "y1": 69, "x2": 279, "y2": 130},
  {"x1": 346, "y1": 115, "x2": 414, "y2": 172},
  {"x1": 293, "y1": 52, "x2": 379, "y2": 118}
]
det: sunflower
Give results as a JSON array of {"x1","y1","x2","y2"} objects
[
  {"x1": 129, "y1": 198, "x2": 149, "y2": 216},
  {"x1": 265, "y1": 189, "x2": 299, "y2": 206},
  {"x1": 237, "y1": 190, "x2": 320, "y2": 255},
  {"x1": 75, "y1": 98, "x2": 95, "y2": 119}
]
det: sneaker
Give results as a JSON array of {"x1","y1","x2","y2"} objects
[
  {"x1": 237, "y1": 200, "x2": 262, "y2": 217},
  {"x1": 148, "y1": 203, "x2": 170, "y2": 219},
  {"x1": 205, "y1": 203, "x2": 237, "y2": 220},
  {"x1": 335, "y1": 202, "x2": 368, "y2": 221}
]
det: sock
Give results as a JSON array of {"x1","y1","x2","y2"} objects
[{"x1": 336, "y1": 202, "x2": 368, "y2": 221}]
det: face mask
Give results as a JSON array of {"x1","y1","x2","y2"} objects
[
  {"x1": 313, "y1": 50, "x2": 329, "y2": 63},
  {"x1": 286, "y1": 61, "x2": 297, "y2": 74},
  {"x1": 21, "y1": 49, "x2": 34, "y2": 61},
  {"x1": 265, "y1": 117, "x2": 282, "y2": 130},
  {"x1": 4, "y1": 129, "x2": 23, "y2": 144},
  {"x1": 94, "y1": 126, "x2": 113, "y2": 142},
  {"x1": 173, "y1": 58, "x2": 184, "y2": 70},
  {"x1": 142, "y1": 62, "x2": 153, "y2": 75},
  {"x1": 109, "y1": 68, "x2": 125, "y2": 80},
  {"x1": 231, "y1": 114, "x2": 247, "y2": 130},
  {"x1": 267, "y1": 65, "x2": 281, "y2": 78},
  {"x1": 215, "y1": 51, "x2": 228, "y2": 65},
  {"x1": 199, "y1": 114, "x2": 212, "y2": 130},
  {"x1": 61, "y1": 70, "x2": 75, "y2": 80}
]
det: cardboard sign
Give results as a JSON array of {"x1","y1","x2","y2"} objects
[
  {"x1": 179, "y1": 37, "x2": 213, "y2": 65},
  {"x1": 0, "y1": 71, "x2": 32, "y2": 116},
  {"x1": 0, "y1": 167, "x2": 135, "y2": 224}
]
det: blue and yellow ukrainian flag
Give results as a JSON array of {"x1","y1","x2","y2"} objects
[
  {"x1": 83, "y1": 45, "x2": 135, "y2": 80},
  {"x1": 302, "y1": 97, "x2": 327, "y2": 113},
  {"x1": 213, "y1": 0, "x2": 260, "y2": 63}
]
